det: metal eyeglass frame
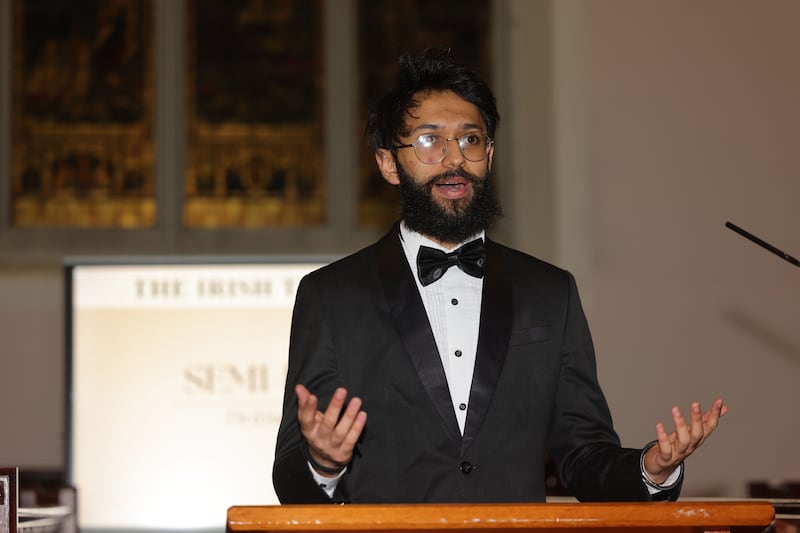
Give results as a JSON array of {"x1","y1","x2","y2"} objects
[{"x1": 394, "y1": 133, "x2": 494, "y2": 164}]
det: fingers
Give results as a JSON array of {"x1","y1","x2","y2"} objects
[
  {"x1": 687, "y1": 401, "x2": 704, "y2": 447},
  {"x1": 655, "y1": 398, "x2": 727, "y2": 465},
  {"x1": 665, "y1": 404, "x2": 694, "y2": 458},
  {"x1": 654, "y1": 421, "x2": 674, "y2": 462},
  {"x1": 343, "y1": 399, "x2": 368, "y2": 448},
  {"x1": 701, "y1": 398, "x2": 727, "y2": 435},
  {"x1": 294, "y1": 384, "x2": 367, "y2": 466},
  {"x1": 328, "y1": 395, "x2": 363, "y2": 445},
  {"x1": 295, "y1": 384, "x2": 320, "y2": 428},
  {"x1": 699, "y1": 399, "x2": 724, "y2": 423},
  {"x1": 295, "y1": 383, "x2": 310, "y2": 402},
  {"x1": 321, "y1": 387, "x2": 349, "y2": 431},
  {"x1": 341, "y1": 410, "x2": 368, "y2": 452},
  {"x1": 654, "y1": 405, "x2": 690, "y2": 464},
  {"x1": 296, "y1": 385, "x2": 350, "y2": 436}
]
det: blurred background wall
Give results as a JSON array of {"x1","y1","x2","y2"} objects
[{"x1": 1, "y1": 0, "x2": 798, "y2": 499}]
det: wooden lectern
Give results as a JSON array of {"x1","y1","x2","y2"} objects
[{"x1": 227, "y1": 501, "x2": 775, "y2": 533}]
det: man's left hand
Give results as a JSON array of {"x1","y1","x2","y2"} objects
[{"x1": 644, "y1": 398, "x2": 728, "y2": 484}]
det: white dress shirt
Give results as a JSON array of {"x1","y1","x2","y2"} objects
[{"x1": 398, "y1": 223, "x2": 484, "y2": 435}]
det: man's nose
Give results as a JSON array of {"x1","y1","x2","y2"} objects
[{"x1": 441, "y1": 138, "x2": 465, "y2": 167}]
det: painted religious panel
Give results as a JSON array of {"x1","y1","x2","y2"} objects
[
  {"x1": 185, "y1": 0, "x2": 324, "y2": 228},
  {"x1": 10, "y1": 0, "x2": 155, "y2": 228},
  {"x1": 357, "y1": 0, "x2": 491, "y2": 227}
]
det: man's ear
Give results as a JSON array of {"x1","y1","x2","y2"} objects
[
  {"x1": 375, "y1": 149, "x2": 400, "y2": 185},
  {"x1": 487, "y1": 142, "x2": 494, "y2": 172}
]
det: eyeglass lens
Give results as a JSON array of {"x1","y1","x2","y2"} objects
[{"x1": 415, "y1": 134, "x2": 490, "y2": 164}]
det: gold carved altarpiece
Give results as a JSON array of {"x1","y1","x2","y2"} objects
[
  {"x1": 8, "y1": 0, "x2": 488, "y2": 231},
  {"x1": 184, "y1": 0, "x2": 324, "y2": 228},
  {"x1": 11, "y1": 0, "x2": 155, "y2": 228}
]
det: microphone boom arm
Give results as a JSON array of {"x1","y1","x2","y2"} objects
[{"x1": 725, "y1": 221, "x2": 800, "y2": 267}]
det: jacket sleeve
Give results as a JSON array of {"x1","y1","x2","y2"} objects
[
  {"x1": 272, "y1": 275, "x2": 349, "y2": 503},
  {"x1": 547, "y1": 272, "x2": 682, "y2": 502}
]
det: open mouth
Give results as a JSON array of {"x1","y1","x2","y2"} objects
[
  {"x1": 433, "y1": 175, "x2": 469, "y2": 190},
  {"x1": 436, "y1": 182, "x2": 468, "y2": 191},
  {"x1": 432, "y1": 176, "x2": 471, "y2": 199}
]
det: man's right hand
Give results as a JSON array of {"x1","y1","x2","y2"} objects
[{"x1": 296, "y1": 384, "x2": 368, "y2": 477}]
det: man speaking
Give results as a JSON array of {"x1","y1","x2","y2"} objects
[{"x1": 273, "y1": 48, "x2": 726, "y2": 504}]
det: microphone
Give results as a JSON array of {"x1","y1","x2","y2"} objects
[{"x1": 725, "y1": 221, "x2": 799, "y2": 267}]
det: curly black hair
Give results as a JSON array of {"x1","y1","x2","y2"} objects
[{"x1": 365, "y1": 48, "x2": 499, "y2": 152}]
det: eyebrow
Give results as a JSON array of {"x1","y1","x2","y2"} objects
[{"x1": 410, "y1": 122, "x2": 485, "y2": 134}]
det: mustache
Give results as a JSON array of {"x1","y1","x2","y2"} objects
[{"x1": 422, "y1": 169, "x2": 484, "y2": 190}]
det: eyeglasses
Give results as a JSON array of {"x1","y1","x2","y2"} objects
[{"x1": 394, "y1": 132, "x2": 494, "y2": 165}]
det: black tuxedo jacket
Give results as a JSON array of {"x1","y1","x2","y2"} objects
[{"x1": 273, "y1": 223, "x2": 681, "y2": 503}]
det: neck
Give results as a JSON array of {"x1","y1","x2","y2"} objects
[
  {"x1": 426, "y1": 235, "x2": 462, "y2": 250},
  {"x1": 401, "y1": 222, "x2": 482, "y2": 251}
]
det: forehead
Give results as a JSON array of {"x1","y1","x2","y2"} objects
[{"x1": 405, "y1": 90, "x2": 486, "y2": 133}]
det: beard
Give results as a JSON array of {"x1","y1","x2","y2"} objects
[{"x1": 396, "y1": 161, "x2": 503, "y2": 244}]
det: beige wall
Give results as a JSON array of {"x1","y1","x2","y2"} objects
[
  {"x1": 0, "y1": 269, "x2": 64, "y2": 466},
  {"x1": 570, "y1": 0, "x2": 800, "y2": 497},
  {"x1": 2, "y1": 0, "x2": 799, "y2": 498}
]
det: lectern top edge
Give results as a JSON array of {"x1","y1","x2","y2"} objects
[{"x1": 226, "y1": 501, "x2": 775, "y2": 533}]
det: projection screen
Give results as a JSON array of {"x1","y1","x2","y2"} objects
[{"x1": 65, "y1": 257, "x2": 330, "y2": 532}]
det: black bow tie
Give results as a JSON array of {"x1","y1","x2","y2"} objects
[{"x1": 416, "y1": 238, "x2": 486, "y2": 286}]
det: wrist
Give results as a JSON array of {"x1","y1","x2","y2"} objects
[
  {"x1": 641, "y1": 440, "x2": 682, "y2": 490},
  {"x1": 301, "y1": 440, "x2": 349, "y2": 476}
]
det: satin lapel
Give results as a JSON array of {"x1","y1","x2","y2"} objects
[
  {"x1": 461, "y1": 239, "x2": 513, "y2": 455},
  {"x1": 376, "y1": 223, "x2": 461, "y2": 439}
]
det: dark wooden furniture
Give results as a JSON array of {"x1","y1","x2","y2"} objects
[{"x1": 1, "y1": 468, "x2": 18, "y2": 533}]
